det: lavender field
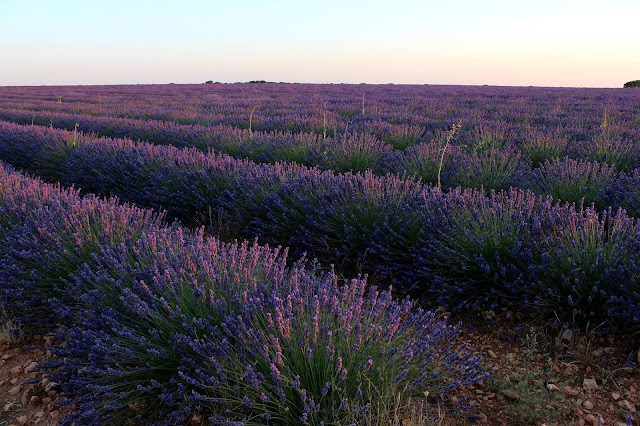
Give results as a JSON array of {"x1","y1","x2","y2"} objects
[{"x1": 1, "y1": 83, "x2": 639, "y2": 424}]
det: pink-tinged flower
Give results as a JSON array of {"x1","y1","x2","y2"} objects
[
  {"x1": 270, "y1": 363, "x2": 281, "y2": 382},
  {"x1": 271, "y1": 336, "x2": 283, "y2": 365},
  {"x1": 339, "y1": 368, "x2": 348, "y2": 382},
  {"x1": 363, "y1": 358, "x2": 373, "y2": 372}
]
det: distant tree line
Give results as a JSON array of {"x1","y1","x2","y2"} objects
[{"x1": 624, "y1": 80, "x2": 640, "y2": 88}]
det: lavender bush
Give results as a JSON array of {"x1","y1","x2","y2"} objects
[
  {"x1": 536, "y1": 206, "x2": 640, "y2": 324},
  {"x1": 0, "y1": 162, "x2": 487, "y2": 425},
  {"x1": 523, "y1": 157, "x2": 618, "y2": 211}
]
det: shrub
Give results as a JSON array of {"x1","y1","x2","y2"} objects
[
  {"x1": 393, "y1": 137, "x2": 464, "y2": 188},
  {"x1": 413, "y1": 188, "x2": 558, "y2": 311},
  {"x1": 309, "y1": 133, "x2": 396, "y2": 174},
  {"x1": 452, "y1": 148, "x2": 531, "y2": 193},
  {"x1": 523, "y1": 157, "x2": 618, "y2": 211},
  {"x1": 517, "y1": 131, "x2": 567, "y2": 167},
  {"x1": 0, "y1": 162, "x2": 487, "y2": 425},
  {"x1": 623, "y1": 80, "x2": 640, "y2": 88},
  {"x1": 248, "y1": 170, "x2": 430, "y2": 280},
  {"x1": 608, "y1": 170, "x2": 640, "y2": 217},
  {"x1": 536, "y1": 206, "x2": 640, "y2": 324}
]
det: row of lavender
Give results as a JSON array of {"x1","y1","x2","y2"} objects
[
  {"x1": 1, "y1": 121, "x2": 639, "y2": 325},
  {"x1": 1, "y1": 85, "x2": 638, "y2": 146},
  {"x1": 0, "y1": 161, "x2": 485, "y2": 424},
  {"x1": 0, "y1": 87, "x2": 638, "y2": 171},
  {"x1": 1, "y1": 109, "x2": 640, "y2": 216}
]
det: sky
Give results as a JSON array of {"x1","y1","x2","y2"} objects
[{"x1": 1, "y1": 0, "x2": 639, "y2": 88}]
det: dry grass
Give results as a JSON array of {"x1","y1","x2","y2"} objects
[{"x1": 0, "y1": 312, "x2": 23, "y2": 346}]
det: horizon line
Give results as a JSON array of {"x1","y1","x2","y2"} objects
[{"x1": 0, "y1": 81, "x2": 632, "y2": 89}]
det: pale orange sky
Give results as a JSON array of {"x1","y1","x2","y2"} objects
[{"x1": 1, "y1": 0, "x2": 639, "y2": 87}]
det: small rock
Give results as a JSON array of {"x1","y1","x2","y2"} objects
[
  {"x1": 478, "y1": 412, "x2": 488, "y2": 423},
  {"x1": 190, "y1": 414, "x2": 203, "y2": 425},
  {"x1": 10, "y1": 378, "x2": 18, "y2": 385},
  {"x1": 586, "y1": 366, "x2": 592, "y2": 374},
  {"x1": 547, "y1": 383, "x2": 559, "y2": 391},
  {"x1": 30, "y1": 396, "x2": 40, "y2": 405},
  {"x1": 583, "y1": 378, "x2": 598, "y2": 391},
  {"x1": 619, "y1": 399, "x2": 636, "y2": 413},
  {"x1": 591, "y1": 348, "x2": 605, "y2": 357},
  {"x1": 566, "y1": 387, "x2": 582, "y2": 396},
  {"x1": 8, "y1": 385, "x2": 22, "y2": 395},
  {"x1": 42, "y1": 397, "x2": 52, "y2": 405},
  {"x1": 1, "y1": 353, "x2": 12, "y2": 360},
  {"x1": 578, "y1": 419, "x2": 585, "y2": 426},
  {"x1": 3, "y1": 402, "x2": 15, "y2": 411},
  {"x1": 47, "y1": 390, "x2": 57, "y2": 397},
  {"x1": 44, "y1": 381, "x2": 57, "y2": 392},
  {"x1": 0, "y1": 379, "x2": 5, "y2": 387},
  {"x1": 487, "y1": 350, "x2": 498, "y2": 359},
  {"x1": 564, "y1": 365, "x2": 574, "y2": 375},
  {"x1": 9, "y1": 366, "x2": 21, "y2": 375},
  {"x1": 482, "y1": 310, "x2": 496, "y2": 320},
  {"x1": 585, "y1": 414, "x2": 597, "y2": 425},
  {"x1": 562, "y1": 328, "x2": 573, "y2": 341},
  {"x1": 22, "y1": 359, "x2": 33, "y2": 369},
  {"x1": 16, "y1": 415, "x2": 28, "y2": 425},
  {"x1": 35, "y1": 412, "x2": 44, "y2": 418},
  {"x1": 50, "y1": 411, "x2": 60, "y2": 418},
  {"x1": 21, "y1": 390, "x2": 30, "y2": 406},
  {"x1": 582, "y1": 400, "x2": 594, "y2": 410},
  {"x1": 26, "y1": 361, "x2": 38, "y2": 372},
  {"x1": 499, "y1": 389, "x2": 519, "y2": 401},
  {"x1": 612, "y1": 392, "x2": 621, "y2": 400}
]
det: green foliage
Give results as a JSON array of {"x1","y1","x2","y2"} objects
[
  {"x1": 518, "y1": 134, "x2": 567, "y2": 167},
  {"x1": 623, "y1": 80, "x2": 640, "y2": 88},
  {"x1": 453, "y1": 148, "x2": 530, "y2": 193}
]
